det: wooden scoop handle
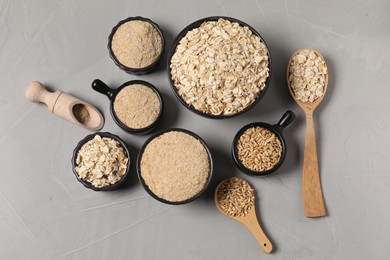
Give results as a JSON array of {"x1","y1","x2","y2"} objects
[
  {"x1": 25, "y1": 81, "x2": 61, "y2": 112},
  {"x1": 302, "y1": 113, "x2": 326, "y2": 217}
]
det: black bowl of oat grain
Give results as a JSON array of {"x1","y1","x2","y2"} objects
[
  {"x1": 232, "y1": 111, "x2": 295, "y2": 176},
  {"x1": 108, "y1": 16, "x2": 165, "y2": 75},
  {"x1": 168, "y1": 16, "x2": 272, "y2": 119},
  {"x1": 72, "y1": 132, "x2": 131, "y2": 191}
]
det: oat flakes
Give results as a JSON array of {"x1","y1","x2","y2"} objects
[
  {"x1": 75, "y1": 135, "x2": 128, "y2": 188},
  {"x1": 288, "y1": 49, "x2": 327, "y2": 102},
  {"x1": 170, "y1": 18, "x2": 269, "y2": 115}
]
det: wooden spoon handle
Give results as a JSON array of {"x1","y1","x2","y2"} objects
[
  {"x1": 242, "y1": 211, "x2": 273, "y2": 253},
  {"x1": 302, "y1": 113, "x2": 326, "y2": 217}
]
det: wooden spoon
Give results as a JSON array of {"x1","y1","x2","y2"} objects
[
  {"x1": 286, "y1": 48, "x2": 328, "y2": 218},
  {"x1": 215, "y1": 177, "x2": 272, "y2": 253}
]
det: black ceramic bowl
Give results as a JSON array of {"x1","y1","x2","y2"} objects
[
  {"x1": 167, "y1": 16, "x2": 272, "y2": 119},
  {"x1": 137, "y1": 128, "x2": 213, "y2": 205},
  {"x1": 108, "y1": 16, "x2": 165, "y2": 75},
  {"x1": 71, "y1": 132, "x2": 131, "y2": 191},
  {"x1": 232, "y1": 111, "x2": 295, "y2": 176},
  {"x1": 92, "y1": 79, "x2": 164, "y2": 135}
]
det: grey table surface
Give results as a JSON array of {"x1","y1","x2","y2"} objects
[{"x1": 1, "y1": 0, "x2": 389, "y2": 259}]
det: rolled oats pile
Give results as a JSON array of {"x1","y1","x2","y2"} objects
[
  {"x1": 113, "y1": 84, "x2": 160, "y2": 129},
  {"x1": 111, "y1": 20, "x2": 162, "y2": 69},
  {"x1": 288, "y1": 49, "x2": 328, "y2": 102},
  {"x1": 75, "y1": 135, "x2": 128, "y2": 188},
  {"x1": 170, "y1": 18, "x2": 269, "y2": 115},
  {"x1": 237, "y1": 126, "x2": 282, "y2": 172},
  {"x1": 216, "y1": 177, "x2": 255, "y2": 217},
  {"x1": 140, "y1": 131, "x2": 210, "y2": 202}
]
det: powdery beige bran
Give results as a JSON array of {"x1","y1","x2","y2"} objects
[
  {"x1": 111, "y1": 20, "x2": 162, "y2": 69},
  {"x1": 72, "y1": 104, "x2": 90, "y2": 124},
  {"x1": 140, "y1": 131, "x2": 210, "y2": 202},
  {"x1": 113, "y1": 84, "x2": 160, "y2": 129}
]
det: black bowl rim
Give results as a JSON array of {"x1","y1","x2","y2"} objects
[
  {"x1": 71, "y1": 132, "x2": 131, "y2": 191},
  {"x1": 232, "y1": 122, "x2": 286, "y2": 176},
  {"x1": 108, "y1": 80, "x2": 164, "y2": 135},
  {"x1": 108, "y1": 16, "x2": 165, "y2": 75},
  {"x1": 167, "y1": 16, "x2": 272, "y2": 119},
  {"x1": 137, "y1": 128, "x2": 214, "y2": 205}
]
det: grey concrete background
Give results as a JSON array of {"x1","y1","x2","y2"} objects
[{"x1": 1, "y1": 0, "x2": 389, "y2": 259}]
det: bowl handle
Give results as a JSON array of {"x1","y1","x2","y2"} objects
[
  {"x1": 92, "y1": 79, "x2": 115, "y2": 100},
  {"x1": 274, "y1": 110, "x2": 295, "y2": 133}
]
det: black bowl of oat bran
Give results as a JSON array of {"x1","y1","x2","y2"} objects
[
  {"x1": 232, "y1": 111, "x2": 295, "y2": 176},
  {"x1": 72, "y1": 132, "x2": 131, "y2": 191},
  {"x1": 92, "y1": 79, "x2": 163, "y2": 135},
  {"x1": 137, "y1": 128, "x2": 213, "y2": 205},
  {"x1": 108, "y1": 16, "x2": 165, "y2": 75},
  {"x1": 168, "y1": 16, "x2": 272, "y2": 119}
]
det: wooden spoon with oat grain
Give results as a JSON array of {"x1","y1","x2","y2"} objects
[
  {"x1": 215, "y1": 177, "x2": 272, "y2": 253},
  {"x1": 287, "y1": 48, "x2": 328, "y2": 218}
]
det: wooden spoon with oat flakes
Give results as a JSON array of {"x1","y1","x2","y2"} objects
[
  {"x1": 215, "y1": 177, "x2": 272, "y2": 253},
  {"x1": 287, "y1": 48, "x2": 328, "y2": 218}
]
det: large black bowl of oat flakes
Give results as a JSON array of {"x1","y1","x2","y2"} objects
[
  {"x1": 72, "y1": 132, "x2": 131, "y2": 191},
  {"x1": 167, "y1": 16, "x2": 272, "y2": 119},
  {"x1": 137, "y1": 128, "x2": 213, "y2": 204}
]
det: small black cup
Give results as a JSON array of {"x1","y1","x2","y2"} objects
[
  {"x1": 71, "y1": 132, "x2": 131, "y2": 191},
  {"x1": 92, "y1": 79, "x2": 164, "y2": 135},
  {"x1": 232, "y1": 110, "x2": 295, "y2": 176},
  {"x1": 108, "y1": 16, "x2": 165, "y2": 75}
]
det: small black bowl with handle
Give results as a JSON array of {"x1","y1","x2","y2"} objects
[
  {"x1": 108, "y1": 16, "x2": 165, "y2": 75},
  {"x1": 232, "y1": 110, "x2": 295, "y2": 176},
  {"x1": 92, "y1": 79, "x2": 164, "y2": 135},
  {"x1": 71, "y1": 132, "x2": 131, "y2": 191}
]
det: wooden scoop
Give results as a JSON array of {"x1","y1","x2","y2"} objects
[
  {"x1": 215, "y1": 177, "x2": 272, "y2": 254},
  {"x1": 25, "y1": 81, "x2": 104, "y2": 131},
  {"x1": 287, "y1": 49, "x2": 328, "y2": 218}
]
